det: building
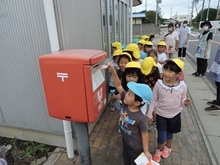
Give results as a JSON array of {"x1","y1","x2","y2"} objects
[
  {"x1": 0, "y1": 0, "x2": 142, "y2": 149},
  {"x1": 132, "y1": 11, "x2": 146, "y2": 24},
  {"x1": 173, "y1": 14, "x2": 191, "y2": 24}
]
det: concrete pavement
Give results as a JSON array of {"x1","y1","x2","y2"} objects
[
  {"x1": 42, "y1": 33, "x2": 220, "y2": 164},
  {"x1": 42, "y1": 56, "x2": 220, "y2": 165}
]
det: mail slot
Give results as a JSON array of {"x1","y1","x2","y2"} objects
[{"x1": 39, "y1": 49, "x2": 107, "y2": 122}]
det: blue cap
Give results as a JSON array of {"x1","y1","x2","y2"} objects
[
  {"x1": 132, "y1": 38, "x2": 139, "y2": 44},
  {"x1": 122, "y1": 44, "x2": 127, "y2": 50},
  {"x1": 127, "y1": 82, "x2": 152, "y2": 115},
  {"x1": 127, "y1": 82, "x2": 152, "y2": 102},
  {"x1": 140, "y1": 51, "x2": 148, "y2": 60}
]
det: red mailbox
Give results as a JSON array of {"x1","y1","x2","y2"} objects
[{"x1": 39, "y1": 49, "x2": 107, "y2": 122}]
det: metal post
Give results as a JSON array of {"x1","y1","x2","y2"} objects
[
  {"x1": 206, "y1": 0, "x2": 211, "y2": 20},
  {"x1": 216, "y1": 0, "x2": 220, "y2": 19},
  {"x1": 200, "y1": 0, "x2": 205, "y2": 21},
  {"x1": 155, "y1": 2, "x2": 158, "y2": 26},
  {"x1": 75, "y1": 122, "x2": 91, "y2": 165}
]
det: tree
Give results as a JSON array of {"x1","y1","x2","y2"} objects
[
  {"x1": 193, "y1": 8, "x2": 217, "y2": 22},
  {"x1": 145, "y1": 10, "x2": 164, "y2": 24}
]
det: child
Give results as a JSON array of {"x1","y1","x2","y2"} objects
[
  {"x1": 157, "y1": 41, "x2": 167, "y2": 65},
  {"x1": 149, "y1": 33, "x2": 155, "y2": 49},
  {"x1": 138, "y1": 40, "x2": 148, "y2": 60},
  {"x1": 110, "y1": 52, "x2": 132, "y2": 111},
  {"x1": 141, "y1": 57, "x2": 161, "y2": 132},
  {"x1": 138, "y1": 39, "x2": 146, "y2": 52},
  {"x1": 148, "y1": 49, "x2": 163, "y2": 78},
  {"x1": 146, "y1": 59, "x2": 191, "y2": 163},
  {"x1": 108, "y1": 63, "x2": 153, "y2": 164},
  {"x1": 111, "y1": 42, "x2": 122, "y2": 53},
  {"x1": 141, "y1": 35, "x2": 149, "y2": 41},
  {"x1": 108, "y1": 49, "x2": 125, "y2": 93},
  {"x1": 144, "y1": 41, "x2": 153, "y2": 56},
  {"x1": 123, "y1": 43, "x2": 142, "y2": 65}
]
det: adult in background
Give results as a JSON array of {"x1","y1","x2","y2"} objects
[
  {"x1": 178, "y1": 20, "x2": 191, "y2": 60},
  {"x1": 205, "y1": 46, "x2": 220, "y2": 111},
  {"x1": 192, "y1": 21, "x2": 213, "y2": 77},
  {"x1": 164, "y1": 23, "x2": 179, "y2": 59}
]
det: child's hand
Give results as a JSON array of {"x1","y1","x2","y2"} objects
[
  {"x1": 115, "y1": 94, "x2": 121, "y2": 100},
  {"x1": 144, "y1": 151, "x2": 152, "y2": 162},
  {"x1": 147, "y1": 117, "x2": 153, "y2": 123},
  {"x1": 184, "y1": 98, "x2": 191, "y2": 106},
  {"x1": 107, "y1": 62, "x2": 114, "y2": 73}
]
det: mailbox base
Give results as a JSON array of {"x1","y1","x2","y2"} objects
[{"x1": 75, "y1": 122, "x2": 91, "y2": 165}]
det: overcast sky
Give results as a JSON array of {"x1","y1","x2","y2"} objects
[{"x1": 133, "y1": 0, "x2": 219, "y2": 18}]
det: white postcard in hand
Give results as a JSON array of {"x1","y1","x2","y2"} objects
[{"x1": 134, "y1": 152, "x2": 160, "y2": 165}]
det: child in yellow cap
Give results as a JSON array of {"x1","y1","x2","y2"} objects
[
  {"x1": 157, "y1": 40, "x2": 167, "y2": 65},
  {"x1": 141, "y1": 57, "x2": 161, "y2": 132},
  {"x1": 146, "y1": 59, "x2": 191, "y2": 163}
]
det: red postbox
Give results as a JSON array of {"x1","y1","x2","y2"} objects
[{"x1": 39, "y1": 49, "x2": 107, "y2": 122}]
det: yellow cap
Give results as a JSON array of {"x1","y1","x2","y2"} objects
[
  {"x1": 113, "y1": 49, "x2": 123, "y2": 57},
  {"x1": 112, "y1": 42, "x2": 122, "y2": 50},
  {"x1": 125, "y1": 61, "x2": 141, "y2": 69},
  {"x1": 141, "y1": 57, "x2": 158, "y2": 75},
  {"x1": 145, "y1": 41, "x2": 153, "y2": 46},
  {"x1": 141, "y1": 35, "x2": 149, "y2": 40},
  {"x1": 113, "y1": 50, "x2": 132, "y2": 61},
  {"x1": 124, "y1": 43, "x2": 140, "y2": 59},
  {"x1": 172, "y1": 59, "x2": 184, "y2": 71},
  {"x1": 138, "y1": 39, "x2": 147, "y2": 45},
  {"x1": 158, "y1": 41, "x2": 166, "y2": 46}
]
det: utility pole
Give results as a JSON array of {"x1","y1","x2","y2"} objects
[
  {"x1": 191, "y1": 0, "x2": 194, "y2": 26},
  {"x1": 155, "y1": 0, "x2": 162, "y2": 26},
  {"x1": 200, "y1": 0, "x2": 205, "y2": 22},
  {"x1": 216, "y1": 0, "x2": 220, "y2": 19},
  {"x1": 206, "y1": 0, "x2": 211, "y2": 20},
  {"x1": 170, "y1": 6, "x2": 172, "y2": 19}
]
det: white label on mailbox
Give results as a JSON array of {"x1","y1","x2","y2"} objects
[
  {"x1": 91, "y1": 69, "x2": 105, "y2": 91},
  {"x1": 57, "y1": 72, "x2": 68, "y2": 82}
]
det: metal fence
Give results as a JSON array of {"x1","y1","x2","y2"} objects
[{"x1": 133, "y1": 23, "x2": 160, "y2": 36}]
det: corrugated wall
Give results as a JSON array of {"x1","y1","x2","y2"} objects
[
  {"x1": 54, "y1": 0, "x2": 103, "y2": 50},
  {"x1": 0, "y1": 0, "x2": 64, "y2": 133}
]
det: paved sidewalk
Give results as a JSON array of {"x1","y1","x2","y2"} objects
[{"x1": 44, "y1": 57, "x2": 218, "y2": 165}]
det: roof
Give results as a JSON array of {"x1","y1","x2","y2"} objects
[{"x1": 132, "y1": 12, "x2": 145, "y2": 18}]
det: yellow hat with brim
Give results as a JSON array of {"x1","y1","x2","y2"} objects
[
  {"x1": 141, "y1": 35, "x2": 149, "y2": 40},
  {"x1": 138, "y1": 39, "x2": 146, "y2": 45},
  {"x1": 124, "y1": 44, "x2": 140, "y2": 59},
  {"x1": 125, "y1": 61, "x2": 141, "y2": 69},
  {"x1": 141, "y1": 57, "x2": 158, "y2": 75},
  {"x1": 113, "y1": 50, "x2": 123, "y2": 57},
  {"x1": 112, "y1": 42, "x2": 122, "y2": 50},
  {"x1": 120, "y1": 52, "x2": 132, "y2": 61},
  {"x1": 158, "y1": 41, "x2": 166, "y2": 46},
  {"x1": 172, "y1": 59, "x2": 184, "y2": 71},
  {"x1": 145, "y1": 41, "x2": 153, "y2": 46}
]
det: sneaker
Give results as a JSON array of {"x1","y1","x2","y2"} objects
[
  {"x1": 148, "y1": 123, "x2": 156, "y2": 132},
  {"x1": 192, "y1": 72, "x2": 198, "y2": 75},
  {"x1": 205, "y1": 104, "x2": 220, "y2": 111},
  {"x1": 153, "y1": 149, "x2": 162, "y2": 163},
  {"x1": 182, "y1": 57, "x2": 185, "y2": 60},
  {"x1": 161, "y1": 146, "x2": 172, "y2": 158},
  {"x1": 195, "y1": 73, "x2": 204, "y2": 77},
  {"x1": 207, "y1": 100, "x2": 216, "y2": 105}
]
